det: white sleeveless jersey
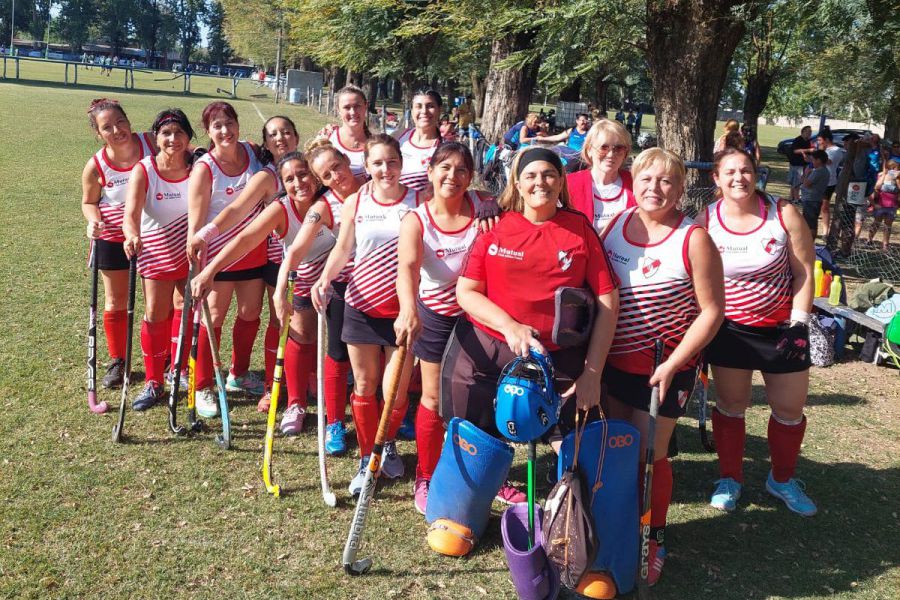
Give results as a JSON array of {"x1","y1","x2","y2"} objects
[
  {"x1": 135, "y1": 156, "x2": 190, "y2": 279},
  {"x1": 195, "y1": 142, "x2": 263, "y2": 261},
  {"x1": 705, "y1": 195, "x2": 791, "y2": 327},
  {"x1": 397, "y1": 128, "x2": 438, "y2": 191},
  {"x1": 322, "y1": 188, "x2": 354, "y2": 283},
  {"x1": 329, "y1": 129, "x2": 367, "y2": 178},
  {"x1": 345, "y1": 186, "x2": 420, "y2": 318},
  {"x1": 602, "y1": 208, "x2": 700, "y2": 374},
  {"x1": 411, "y1": 191, "x2": 490, "y2": 317},
  {"x1": 275, "y1": 196, "x2": 336, "y2": 298},
  {"x1": 93, "y1": 132, "x2": 154, "y2": 242},
  {"x1": 592, "y1": 176, "x2": 631, "y2": 233},
  {"x1": 262, "y1": 162, "x2": 286, "y2": 264}
]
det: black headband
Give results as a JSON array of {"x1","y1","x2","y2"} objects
[
  {"x1": 516, "y1": 148, "x2": 564, "y2": 178},
  {"x1": 154, "y1": 114, "x2": 182, "y2": 133}
]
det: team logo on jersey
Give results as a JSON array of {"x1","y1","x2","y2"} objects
[
  {"x1": 717, "y1": 245, "x2": 726, "y2": 253},
  {"x1": 607, "y1": 249, "x2": 630, "y2": 266},
  {"x1": 225, "y1": 186, "x2": 235, "y2": 195},
  {"x1": 677, "y1": 389, "x2": 689, "y2": 408},
  {"x1": 156, "y1": 192, "x2": 164, "y2": 201},
  {"x1": 488, "y1": 244, "x2": 524, "y2": 260},
  {"x1": 641, "y1": 257, "x2": 661, "y2": 278},
  {"x1": 436, "y1": 249, "x2": 446, "y2": 259},
  {"x1": 488, "y1": 244, "x2": 498, "y2": 256},
  {"x1": 558, "y1": 250, "x2": 573, "y2": 271},
  {"x1": 762, "y1": 237, "x2": 779, "y2": 255},
  {"x1": 106, "y1": 182, "x2": 114, "y2": 189}
]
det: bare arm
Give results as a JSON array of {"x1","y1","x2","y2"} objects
[
  {"x1": 122, "y1": 164, "x2": 148, "y2": 259},
  {"x1": 81, "y1": 159, "x2": 104, "y2": 238},
  {"x1": 534, "y1": 129, "x2": 570, "y2": 144},
  {"x1": 781, "y1": 201, "x2": 815, "y2": 313},
  {"x1": 519, "y1": 125, "x2": 539, "y2": 145},
  {"x1": 456, "y1": 276, "x2": 545, "y2": 356},
  {"x1": 186, "y1": 163, "x2": 213, "y2": 263},
  {"x1": 394, "y1": 213, "x2": 424, "y2": 347},
  {"x1": 211, "y1": 169, "x2": 277, "y2": 233}
]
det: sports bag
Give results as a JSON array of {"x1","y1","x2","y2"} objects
[{"x1": 808, "y1": 317, "x2": 835, "y2": 367}]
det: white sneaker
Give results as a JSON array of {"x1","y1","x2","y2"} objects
[
  {"x1": 380, "y1": 440, "x2": 405, "y2": 479},
  {"x1": 279, "y1": 404, "x2": 305, "y2": 436},
  {"x1": 349, "y1": 457, "x2": 369, "y2": 496},
  {"x1": 196, "y1": 388, "x2": 219, "y2": 418}
]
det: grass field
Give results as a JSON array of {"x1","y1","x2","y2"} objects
[{"x1": 1, "y1": 62, "x2": 899, "y2": 599}]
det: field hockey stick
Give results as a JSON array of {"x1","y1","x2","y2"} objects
[
  {"x1": 262, "y1": 272, "x2": 295, "y2": 497},
  {"x1": 167, "y1": 264, "x2": 194, "y2": 435},
  {"x1": 638, "y1": 339, "x2": 664, "y2": 599},
  {"x1": 343, "y1": 344, "x2": 409, "y2": 576},
  {"x1": 527, "y1": 440, "x2": 537, "y2": 549},
  {"x1": 185, "y1": 305, "x2": 203, "y2": 432},
  {"x1": 697, "y1": 361, "x2": 715, "y2": 452},
  {"x1": 317, "y1": 305, "x2": 337, "y2": 507},
  {"x1": 201, "y1": 298, "x2": 231, "y2": 449},
  {"x1": 112, "y1": 257, "x2": 137, "y2": 443},
  {"x1": 86, "y1": 241, "x2": 109, "y2": 414}
]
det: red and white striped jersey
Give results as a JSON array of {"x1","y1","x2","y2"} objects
[
  {"x1": 345, "y1": 186, "x2": 420, "y2": 318},
  {"x1": 592, "y1": 175, "x2": 635, "y2": 233},
  {"x1": 322, "y1": 189, "x2": 354, "y2": 283},
  {"x1": 93, "y1": 133, "x2": 154, "y2": 243},
  {"x1": 705, "y1": 195, "x2": 791, "y2": 327},
  {"x1": 275, "y1": 196, "x2": 336, "y2": 298},
  {"x1": 329, "y1": 129, "x2": 367, "y2": 178},
  {"x1": 602, "y1": 207, "x2": 700, "y2": 374},
  {"x1": 410, "y1": 191, "x2": 490, "y2": 316},
  {"x1": 397, "y1": 128, "x2": 438, "y2": 191},
  {"x1": 135, "y1": 156, "x2": 190, "y2": 280},
  {"x1": 262, "y1": 162, "x2": 286, "y2": 264}
]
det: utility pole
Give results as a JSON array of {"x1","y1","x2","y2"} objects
[
  {"x1": 274, "y1": 16, "x2": 283, "y2": 104},
  {"x1": 10, "y1": 0, "x2": 15, "y2": 55}
]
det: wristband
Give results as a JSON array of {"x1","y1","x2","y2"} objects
[
  {"x1": 196, "y1": 223, "x2": 219, "y2": 243},
  {"x1": 789, "y1": 309, "x2": 810, "y2": 324}
]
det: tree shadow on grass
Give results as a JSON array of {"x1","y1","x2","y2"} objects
[{"x1": 4, "y1": 77, "x2": 261, "y2": 101}]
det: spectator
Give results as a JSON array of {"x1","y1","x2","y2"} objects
[
  {"x1": 868, "y1": 160, "x2": 899, "y2": 250},
  {"x1": 457, "y1": 95, "x2": 474, "y2": 129},
  {"x1": 787, "y1": 126, "x2": 814, "y2": 201},
  {"x1": 722, "y1": 131, "x2": 745, "y2": 152},
  {"x1": 438, "y1": 115, "x2": 457, "y2": 141},
  {"x1": 800, "y1": 149, "x2": 830, "y2": 234},
  {"x1": 625, "y1": 111, "x2": 636, "y2": 135},
  {"x1": 817, "y1": 130, "x2": 846, "y2": 237},
  {"x1": 634, "y1": 109, "x2": 643, "y2": 136},
  {"x1": 866, "y1": 134, "x2": 884, "y2": 198},
  {"x1": 714, "y1": 119, "x2": 741, "y2": 153},
  {"x1": 889, "y1": 140, "x2": 900, "y2": 163},
  {"x1": 615, "y1": 108, "x2": 625, "y2": 124},
  {"x1": 741, "y1": 124, "x2": 762, "y2": 164}
]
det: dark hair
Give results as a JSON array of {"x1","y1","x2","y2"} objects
[
  {"x1": 811, "y1": 149, "x2": 828, "y2": 164},
  {"x1": 364, "y1": 133, "x2": 402, "y2": 164},
  {"x1": 151, "y1": 108, "x2": 194, "y2": 140},
  {"x1": 413, "y1": 88, "x2": 443, "y2": 108},
  {"x1": 818, "y1": 131, "x2": 833, "y2": 142},
  {"x1": 575, "y1": 113, "x2": 590, "y2": 120},
  {"x1": 723, "y1": 131, "x2": 744, "y2": 150},
  {"x1": 713, "y1": 147, "x2": 758, "y2": 173},
  {"x1": 335, "y1": 85, "x2": 372, "y2": 138},
  {"x1": 87, "y1": 98, "x2": 128, "y2": 133},
  {"x1": 275, "y1": 151, "x2": 309, "y2": 183},
  {"x1": 258, "y1": 115, "x2": 298, "y2": 166},
  {"x1": 429, "y1": 142, "x2": 474, "y2": 173}
]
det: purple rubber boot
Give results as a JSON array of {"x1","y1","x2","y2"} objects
[{"x1": 501, "y1": 503, "x2": 560, "y2": 600}]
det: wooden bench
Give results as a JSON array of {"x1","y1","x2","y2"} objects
[{"x1": 813, "y1": 297, "x2": 886, "y2": 363}]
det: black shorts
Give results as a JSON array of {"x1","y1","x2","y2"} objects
[
  {"x1": 706, "y1": 319, "x2": 811, "y2": 374},
  {"x1": 263, "y1": 260, "x2": 280, "y2": 288},
  {"x1": 341, "y1": 303, "x2": 397, "y2": 347},
  {"x1": 214, "y1": 265, "x2": 265, "y2": 282},
  {"x1": 292, "y1": 294, "x2": 314, "y2": 312},
  {"x1": 327, "y1": 282, "x2": 349, "y2": 362},
  {"x1": 413, "y1": 299, "x2": 458, "y2": 363},
  {"x1": 602, "y1": 364, "x2": 696, "y2": 419},
  {"x1": 94, "y1": 238, "x2": 129, "y2": 271}
]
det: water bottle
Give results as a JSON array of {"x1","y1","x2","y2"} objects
[
  {"x1": 814, "y1": 260, "x2": 824, "y2": 297},
  {"x1": 828, "y1": 275, "x2": 843, "y2": 306}
]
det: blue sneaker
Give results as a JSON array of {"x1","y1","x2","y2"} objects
[
  {"x1": 225, "y1": 371, "x2": 265, "y2": 396},
  {"x1": 325, "y1": 421, "x2": 348, "y2": 456},
  {"x1": 710, "y1": 478, "x2": 742, "y2": 512},
  {"x1": 133, "y1": 381, "x2": 163, "y2": 411},
  {"x1": 766, "y1": 472, "x2": 817, "y2": 516}
]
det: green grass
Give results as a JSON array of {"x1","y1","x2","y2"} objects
[{"x1": 1, "y1": 65, "x2": 899, "y2": 599}]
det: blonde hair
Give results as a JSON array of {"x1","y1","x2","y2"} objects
[
  {"x1": 525, "y1": 112, "x2": 540, "y2": 126},
  {"x1": 723, "y1": 119, "x2": 740, "y2": 134},
  {"x1": 581, "y1": 119, "x2": 632, "y2": 167},
  {"x1": 304, "y1": 137, "x2": 350, "y2": 180},
  {"x1": 498, "y1": 147, "x2": 571, "y2": 214},
  {"x1": 631, "y1": 148, "x2": 686, "y2": 189}
]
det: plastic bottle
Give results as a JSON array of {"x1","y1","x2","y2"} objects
[
  {"x1": 814, "y1": 260, "x2": 824, "y2": 297},
  {"x1": 829, "y1": 275, "x2": 843, "y2": 306},
  {"x1": 822, "y1": 271, "x2": 833, "y2": 298}
]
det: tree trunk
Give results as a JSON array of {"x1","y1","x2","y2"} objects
[
  {"x1": 594, "y1": 69, "x2": 609, "y2": 114},
  {"x1": 332, "y1": 67, "x2": 346, "y2": 91},
  {"x1": 401, "y1": 73, "x2": 417, "y2": 108},
  {"x1": 367, "y1": 76, "x2": 379, "y2": 110},
  {"x1": 470, "y1": 72, "x2": 486, "y2": 119},
  {"x1": 559, "y1": 77, "x2": 582, "y2": 102},
  {"x1": 742, "y1": 70, "x2": 776, "y2": 132},
  {"x1": 391, "y1": 78, "x2": 403, "y2": 103},
  {"x1": 885, "y1": 86, "x2": 900, "y2": 143},
  {"x1": 646, "y1": 0, "x2": 746, "y2": 187},
  {"x1": 481, "y1": 33, "x2": 538, "y2": 143}
]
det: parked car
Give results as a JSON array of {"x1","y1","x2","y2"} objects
[{"x1": 777, "y1": 127, "x2": 872, "y2": 155}]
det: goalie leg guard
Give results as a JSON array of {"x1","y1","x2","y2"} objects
[
  {"x1": 501, "y1": 503, "x2": 560, "y2": 600},
  {"x1": 426, "y1": 418, "x2": 514, "y2": 555}
]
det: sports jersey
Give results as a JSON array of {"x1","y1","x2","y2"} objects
[
  {"x1": 567, "y1": 128, "x2": 588, "y2": 152},
  {"x1": 462, "y1": 208, "x2": 618, "y2": 351},
  {"x1": 135, "y1": 156, "x2": 190, "y2": 280},
  {"x1": 262, "y1": 162, "x2": 286, "y2": 264},
  {"x1": 704, "y1": 194, "x2": 792, "y2": 327},
  {"x1": 602, "y1": 208, "x2": 699, "y2": 374},
  {"x1": 567, "y1": 169, "x2": 635, "y2": 234},
  {"x1": 274, "y1": 196, "x2": 336, "y2": 298},
  {"x1": 410, "y1": 191, "x2": 490, "y2": 317},
  {"x1": 93, "y1": 132, "x2": 154, "y2": 243},
  {"x1": 195, "y1": 142, "x2": 266, "y2": 271},
  {"x1": 345, "y1": 186, "x2": 420, "y2": 318},
  {"x1": 397, "y1": 128, "x2": 439, "y2": 191},
  {"x1": 322, "y1": 188, "x2": 354, "y2": 283},
  {"x1": 329, "y1": 128, "x2": 367, "y2": 178}
]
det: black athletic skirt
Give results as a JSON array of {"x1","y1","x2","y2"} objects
[
  {"x1": 341, "y1": 303, "x2": 397, "y2": 347},
  {"x1": 603, "y1": 364, "x2": 697, "y2": 419},
  {"x1": 263, "y1": 260, "x2": 280, "y2": 288},
  {"x1": 412, "y1": 299, "x2": 458, "y2": 363},
  {"x1": 706, "y1": 319, "x2": 811, "y2": 374},
  {"x1": 94, "y1": 238, "x2": 129, "y2": 271},
  {"x1": 214, "y1": 265, "x2": 265, "y2": 282},
  {"x1": 326, "y1": 282, "x2": 349, "y2": 362}
]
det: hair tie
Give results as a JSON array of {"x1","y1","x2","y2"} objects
[
  {"x1": 88, "y1": 98, "x2": 118, "y2": 113},
  {"x1": 515, "y1": 148, "x2": 564, "y2": 178}
]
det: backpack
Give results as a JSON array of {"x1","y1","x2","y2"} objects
[
  {"x1": 881, "y1": 313, "x2": 900, "y2": 368},
  {"x1": 809, "y1": 317, "x2": 836, "y2": 367}
]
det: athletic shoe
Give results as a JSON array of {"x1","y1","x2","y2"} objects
[
  {"x1": 380, "y1": 440, "x2": 405, "y2": 479},
  {"x1": 257, "y1": 392, "x2": 271, "y2": 413},
  {"x1": 397, "y1": 406, "x2": 416, "y2": 440},
  {"x1": 648, "y1": 540, "x2": 667, "y2": 586},
  {"x1": 133, "y1": 381, "x2": 163, "y2": 411},
  {"x1": 280, "y1": 404, "x2": 306, "y2": 436},
  {"x1": 766, "y1": 471, "x2": 817, "y2": 516},
  {"x1": 196, "y1": 388, "x2": 219, "y2": 418},
  {"x1": 165, "y1": 369, "x2": 189, "y2": 390},
  {"x1": 710, "y1": 478, "x2": 742, "y2": 512},
  {"x1": 495, "y1": 481, "x2": 527, "y2": 505},
  {"x1": 349, "y1": 457, "x2": 369, "y2": 496},
  {"x1": 102, "y1": 358, "x2": 125, "y2": 388},
  {"x1": 325, "y1": 421, "x2": 348, "y2": 456},
  {"x1": 225, "y1": 371, "x2": 265, "y2": 396},
  {"x1": 413, "y1": 477, "x2": 430, "y2": 515}
]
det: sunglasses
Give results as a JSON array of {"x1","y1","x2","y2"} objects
[{"x1": 595, "y1": 143, "x2": 628, "y2": 154}]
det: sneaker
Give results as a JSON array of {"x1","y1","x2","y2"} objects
[
  {"x1": 102, "y1": 358, "x2": 125, "y2": 388},
  {"x1": 325, "y1": 421, "x2": 348, "y2": 456},
  {"x1": 380, "y1": 440, "x2": 405, "y2": 479},
  {"x1": 196, "y1": 388, "x2": 219, "y2": 418},
  {"x1": 397, "y1": 406, "x2": 416, "y2": 440},
  {"x1": 165, "y1": 369, "x2": 189, "y2": 390},
  {"x1": 766, "y1": 471, "x2": 817, "y2": 516},
  {"x1": 257, "y1": 391, "x2": 271, "y2": 413},
  {"x1": 279, "y1": 404, "x2": 306, "y2": 436},
  {"x1": 413, "y1": 477, "x2": 430, "y2": 515},
  {"x1": 495, "y1": 480, "x2": 527, "y2": 505},
  {"x1": 710, "y1": 478, "x2": 742, "y2": 512},
  {"x1": 132, "y1": 381, "x2": 163, "y2": 411},
  {"x1": 648, "y1": 540, "x2": 667, "y2": 586},
  {"x1": 349, "y1": 457, "x2": 369, "y2": 496},
  {"x1": 225, "y1": 371, "x2": 265, "y2": 396}
]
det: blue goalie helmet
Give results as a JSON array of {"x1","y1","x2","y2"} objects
[{"x1": 494, "y1": 348, "x2": 561, "y2": 443}]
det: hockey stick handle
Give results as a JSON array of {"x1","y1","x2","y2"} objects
[
  {"x1": 201, "y1": 298, "x2": 231, "y2": 449},
  {"x1": 263, "y1": 273, "x2": 295, "y2": 497},
  {"x1": 112, "y1": 257, "x2": 137, "y2": 442},
  {"x1": 167, "y1": 264, "x2": 195, "y2": 433},
  {"x1": 638, "y1": 339, "x2": 664, "y2": 597},
  {"x1": 317, "y1": 303, "x2": 337, "y2": 507},
  {"x1": 87, "y1": 241, "x2": 108, "y2": 414}
]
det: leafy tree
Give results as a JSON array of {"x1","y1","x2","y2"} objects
[
  {"x1": 207, "y1": 0, "x2": 231, "y2": 67},
  {"x1": 167, "y1": 0, "x2": 205, "y2": 66},
  {"x1": 0, "y1": 0, "x2": 35, "y2": 47},
  {"x1": 57, "y1": 0, "x2": 98, "y2": 53},
  {"x1": 96, "y1": 0, "x2": 134, "y2": 56},
  {"x1": 221, "y1": 0, "x2": 282, "y2": 68}
]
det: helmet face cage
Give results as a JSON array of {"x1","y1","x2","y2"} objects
[{"x1": 495, "y1": 350, "x2": 561, "y2": 442}]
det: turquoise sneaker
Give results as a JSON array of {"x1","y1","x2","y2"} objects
[
  {"x1": 325, "y1": 421, "x2": 348, "y2": 456},
  {"x1": 766, "y1": 472, "x2": 817, "y2": 516},
  {"x1": 710, "y1": 478, "x2": 742, "y2": 512},
  {"x1": 225, "y1": 371, "x2": 265, "y2": 396}
]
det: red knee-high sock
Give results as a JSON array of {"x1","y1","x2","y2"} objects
[
  {"x1": 351, "y1": 393, "x2": 379, "y2": 458},
  {"x1": 415, "y1": 405, "x2": 445, "y2": 480},
  {"x1": 768, "y1": 415, "x2": 807, "y2": 482},
  {"x1": 263, "y1": 324, "x2": 280, "y2": 390},
  {"x1": 140, "y1": 320, "x2": 169, "y2": 385},
  {"x1": 324, "y1": 356, "x2": 350, "y2": 424},
  {"x1": 284, "y1": 338, "x2": 315, "y2": 408},
  {"x1": 103, "y1": 310, "x2": 128, "y2": 360},
  {"x1": 195, "y1": 324, "x2": 222, "y2": 389},
  {"x1": 230, "y1": 317, "x2": 260, "y2": 377},
  {"x1": 712, "y1": 408, "x2": 746, "y2": 483},
  {"x1": 169, "y1": 309, "x2": 193, "y2": 372},
  {"x1": 386, "y1": 394, "x2": 410, "y2": 440},
  {"x1": 650, "y1": 458, "x2": 673, "y2": 530}
]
